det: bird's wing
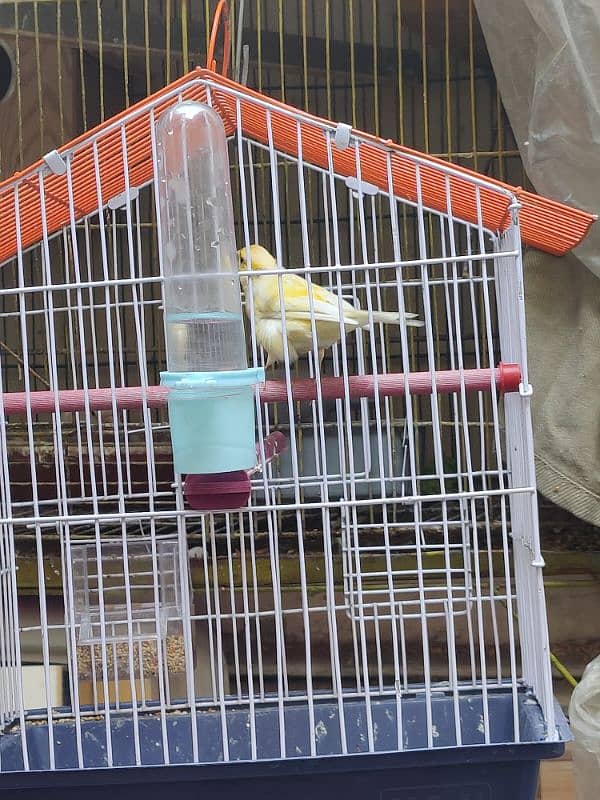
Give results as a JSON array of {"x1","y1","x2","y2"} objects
[
  {"x1": 251, "y1": 272, "x2": 360, "y2": 323},
  {"x1": 279, "y1": 274, "x2": 352, "y2": 322}
]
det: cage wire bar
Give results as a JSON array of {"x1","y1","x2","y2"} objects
[{"x1": 0, "y1": 0, "x2": 590, "y2": 790}]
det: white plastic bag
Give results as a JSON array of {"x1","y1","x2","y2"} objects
[
  {"x1": 568, "y1": 655, "x2": 600, "y2": 800},
  {"x1": 474, "y1": 0, "x2": 600, "y2": 278}
]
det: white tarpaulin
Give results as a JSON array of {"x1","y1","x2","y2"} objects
[
  {"x1": 475, "y1": 1, "x2": 600, "y2": 527},
  {"x1": 475, "y1": 0, "x2": 600, "y2": 277}
]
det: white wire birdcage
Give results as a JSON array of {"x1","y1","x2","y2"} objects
[{"x1": 0, "y1": 55, "x2": 593, "y2": 789}]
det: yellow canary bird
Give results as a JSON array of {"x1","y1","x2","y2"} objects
[{"x1": 238, "y1": 244, "x2": 422, "y2": 368}]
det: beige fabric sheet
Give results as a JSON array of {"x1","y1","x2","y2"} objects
[{"x1": 524, "y1": 248, "x2": 600, "y2": 526}]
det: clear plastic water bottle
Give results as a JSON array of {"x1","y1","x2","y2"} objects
[
  {"x1": 156, "y1": 101, "x2": 263, "y2": 476},
  {"x1": 156, "y1": 100, "x2": 247, "y2": 373}
]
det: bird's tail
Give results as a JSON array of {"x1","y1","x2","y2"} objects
[{"x1": 364, "y1": 310, "x2": 424, "y2": 328}]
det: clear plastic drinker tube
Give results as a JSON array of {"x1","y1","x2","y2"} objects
[{"x1": 157, "y1": 100, "x2": 264, "y2": 476}]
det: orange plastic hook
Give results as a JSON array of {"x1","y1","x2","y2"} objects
[{"x1": 206, "y1": 0, "x2": 231, "y2": 77}]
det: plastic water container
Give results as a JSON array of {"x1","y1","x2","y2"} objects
[
  {"x1": 160, "y1": 369, "x2": 261, "y2": 475},
  {"x1": 569, "y1": 654, "x2": 600, "y2": 800},
  {"x1": 156, "y1": 100, "x2": 263, "y2": 474}
]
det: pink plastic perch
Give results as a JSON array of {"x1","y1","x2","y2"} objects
[{"x1": 0, "y1": 364, "x2": 521, "y2": 417}]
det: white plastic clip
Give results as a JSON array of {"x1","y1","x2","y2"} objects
[
  {"x1": 43, "y1": 149, "x2": 67, "y2": 175},
  {"x1": 345, "y1": 176, "x2": 379, "y2": 197},
  {"x1": 519, "y1": 382, "x2": 533, "y2": 397},
  {"x1": 334, "y1": 122, "x2": 352, "y2": 150},
  {"x1": 107, "y1": 187, "x2": 140, "y2": 210}
]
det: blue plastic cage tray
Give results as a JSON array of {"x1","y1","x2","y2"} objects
[{"x1": 0, "y1": 689, "x2": 568, "y2": 799}]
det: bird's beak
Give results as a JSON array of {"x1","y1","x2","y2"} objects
[
  {"x1": 237, "y1": 248, "x2": 248, "y2": 272},
  {"x1": 238, "y1": 253, "x2": 248, "y2": 292}
]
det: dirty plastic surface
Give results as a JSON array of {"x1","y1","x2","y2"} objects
[
  {"x1": 0, "y1": 690, "x2": 566, "y2": 768},
  {"x1": 0, "y1": 691, "x2": 567, "y2": 799}
]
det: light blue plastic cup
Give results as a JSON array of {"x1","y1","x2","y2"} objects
[{"x1": 160, "y1": 368, "x2": 265, "y2": 475}]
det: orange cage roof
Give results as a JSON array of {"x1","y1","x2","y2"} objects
[{"x1": 0, "y1": 67, "x2": 594, "y2": 266}]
